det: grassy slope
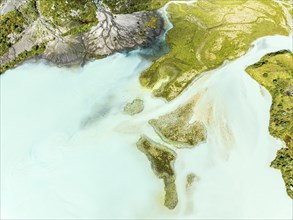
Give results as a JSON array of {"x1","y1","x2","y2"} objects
[{"x1": 140, "y1": 0, "x2": 291, "y2": 101}]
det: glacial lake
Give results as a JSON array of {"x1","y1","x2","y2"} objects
[{"x1": 1, "y1": 35, "x2": 292, "y2": 219}]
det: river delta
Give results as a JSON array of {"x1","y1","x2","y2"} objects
[{"x1": 1, "y1": 0, "x2": 292, "y2": 219}]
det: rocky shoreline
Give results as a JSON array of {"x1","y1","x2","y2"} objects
[{"x1": 0, "y1": 0, "x2": 165, "y2": 74}]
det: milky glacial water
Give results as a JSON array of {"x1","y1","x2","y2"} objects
[{"x1": 1, "y1": 27, "x2": 293, "y2": 220}]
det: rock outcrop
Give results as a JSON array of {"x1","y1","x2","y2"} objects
[{"x1": 0, "y1": 0, "x2": 164, "y2": 74}]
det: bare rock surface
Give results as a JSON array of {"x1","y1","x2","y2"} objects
[
  {"x1": 0, "y1": 0, "x2": 27, "y2": 15},
  {"x1": 0, "y1": 0, "x2": 164, "y2": 73}
]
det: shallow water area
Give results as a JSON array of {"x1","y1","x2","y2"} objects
[
  {"x1": 1, "y1": 33, "x2": 293, "y2": 219},
  {"x1": 1, "y1": 52, "x2": 164, "y2": 219}
]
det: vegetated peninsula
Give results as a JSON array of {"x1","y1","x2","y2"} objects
[
  {"x1": 140, "y1": 0, "x2": 291, "y2": 101},
  {"x1": 246, "y1": 50, "x2": 293, "y2": 199},
  {"x1": 0, "y1": 0, "x2": 166, "y2": 74}
]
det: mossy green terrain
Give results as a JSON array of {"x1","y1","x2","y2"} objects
[
  {"x1": 39, "y1": 0, "x2": 98, "y2": 36},
  {"x1": 271, "y1": 148, "x2": 293, "y2": 198},
  {"x1": 140, "y1": 0, "x2": 291, "y2": 101},
  {"x1": 103, "y1": 0, "x2": 174, "y2": 14},
  {"x1": 246, "y1": 50, "x2": 293, "y2": 199},
  {"x1": 0, "y1": 0, "x2": 46, "y2": 74},
  {"x1": 0, "y1": 0, "x2": 38, "y2": 57},
  {"x1": 137, "y1": 136, "x2": 178, "y2": 209}
]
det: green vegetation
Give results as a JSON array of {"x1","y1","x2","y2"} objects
[
  {"x1": 0, "y1": 0, "x2": 38, "y2": 56},
  {"x1": 149, "y1": 100, "x2": 206, "y2": 148},
  {"x1": 39, "y1": 0, "x2": 98, "y2": 35},
  {"x1": 103, "y1": 0, "x2": 173, "y2": 14},
  {"x1": 19, "y1": 0, "x2": 39, "y2": 22},
  {"x1": 86, "y1": 53, "x2": 107, "y2": 60},
  {"x1": 144, "y1": 16, "x2": 159, "y2": 29},
  {"x1": 140, "y1": 0, "x2": 291, "y2": 101},
  {"x1": 62, "y1": 23, "x2": 97, "y2": 37},
  {"x1": 246, "y1": 50, "x2": 293, "y2": 199},
  {"x1": 137, "y1": 136, "x2": 178, "y2": 209},
  {"x1": 0, "y1": 0, "x2": 100, "y2": 74},
  {"x1": 271, "y1": 148, "x2": 293, "y2": 198},
  {"x1": 0, "y1": 43, "x2": 47, "y2": 74},
  {"x1": 0, "y1": 10, "x2": 25, "y2": 56}
]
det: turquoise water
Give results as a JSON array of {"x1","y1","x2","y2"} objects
[{"x1": 1, "y1": 34, "x2": 292, "y2": 219}]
